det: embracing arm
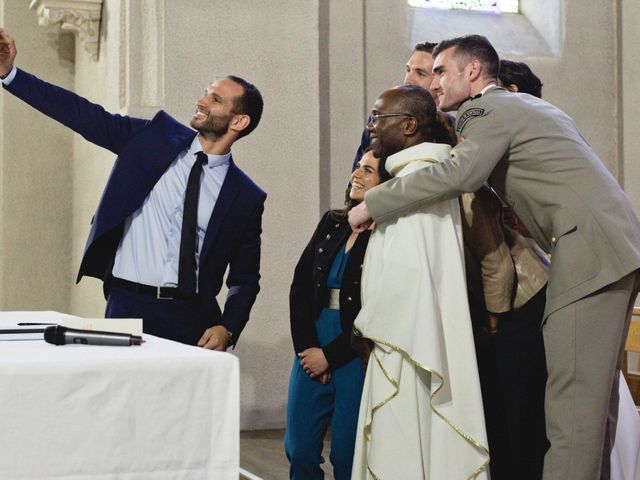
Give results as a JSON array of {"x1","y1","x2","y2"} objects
[
  {"x1": 4, "y1": 68, "x2": 148, "y2": 154},
  {"x1": 365, "y1": 102, "x2": 511, "y2": 225}
]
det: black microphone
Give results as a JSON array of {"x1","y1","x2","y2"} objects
[{"x1": 44, "y1": 325, "x2": 143, "y2": 346}]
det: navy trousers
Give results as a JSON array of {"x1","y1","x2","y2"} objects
[{"x1": 105, "y1": 285, "x2": 208, "y2": 345}]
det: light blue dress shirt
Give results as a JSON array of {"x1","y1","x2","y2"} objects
[
  {"x1": 111, "y1": 137, "x2": 230, "y2": 288},
  {"x1": 3, "y1": 66, "x2": 231, "y2": 289},
  {"x1": 1, "y1": 65, "x2": 17, "y2": 85}
]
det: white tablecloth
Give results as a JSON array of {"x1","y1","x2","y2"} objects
[{"x1": 0, "y1": 311, "x2": 239, "y2": 480}]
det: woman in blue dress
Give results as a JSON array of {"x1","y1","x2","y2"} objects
[{"x1": 285, "y1": 149, "x2": 389, "y2": 480}]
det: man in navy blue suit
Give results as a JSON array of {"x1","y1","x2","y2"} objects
[{"x1": 0, "y1": 28, "x2": 266, "y2": 350}]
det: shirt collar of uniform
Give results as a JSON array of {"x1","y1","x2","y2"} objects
[
  {"x1": 189, "y1": 136, "x2": 231, "y2": 168},
  {"x1": 459, "y1": 82, "x2": 498, "y2": 108},
  {"x1": 478, "y1": 82, "x2": 497, "y2": 97}
]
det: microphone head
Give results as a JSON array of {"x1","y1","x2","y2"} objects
[{"x1": 44, "y1": 325, "x2": 66, "y2": 345}]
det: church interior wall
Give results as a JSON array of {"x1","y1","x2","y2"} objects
[
  {"x1": 0, "y1": 1, "x2": 74, "y2": 312},
  {"x1": 0, "y1": 0, "x2": 638, "y2": 430}
]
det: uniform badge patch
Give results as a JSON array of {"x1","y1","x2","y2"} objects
[{"x1": 456, "y1": 107, "x2": 486, "y2": 133}]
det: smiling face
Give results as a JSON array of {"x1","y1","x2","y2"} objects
[
  {"x1": 190, "y1": 78, "x2": 244, "y2": 137},
  {"x1": 366, "y1": 89, "x2": 410, "y2": 159},
  {"x1": 404, "y1": 50, "x2": 437, "y2": 104},
  {"x1": 350, "y1": 150, "x2": 382, "y2": 201},
  {"x1": 431, "y1": 46, "x2": 473, "y2": 112}
]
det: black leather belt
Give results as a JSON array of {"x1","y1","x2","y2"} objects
[{"x1": 112, "y1": 277, "x2": 190, "y2": 300}]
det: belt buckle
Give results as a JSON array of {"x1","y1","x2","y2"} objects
[{"x1": 156, "y1": 286, "x2": 174, "y2": 300}]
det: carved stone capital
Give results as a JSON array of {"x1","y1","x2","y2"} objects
[{"x1": 29, "y1": 0, "x2": 103, "y2": 61}]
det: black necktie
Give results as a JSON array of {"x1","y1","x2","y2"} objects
[{"x1": 178, "y1": 151, "x2": 207, "y2": 296}]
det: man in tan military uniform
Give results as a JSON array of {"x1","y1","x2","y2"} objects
[{"x1": 349, "y1": 35, "x2": 640, "y2": 480}]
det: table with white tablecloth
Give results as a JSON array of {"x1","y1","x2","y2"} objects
[{"x1": 0, "y1": 311, "x2": 239, "y2": 480}]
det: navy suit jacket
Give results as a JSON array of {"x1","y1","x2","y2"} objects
[{"x1": 4, "y1": 69, "x2": 266, "y2": 344}]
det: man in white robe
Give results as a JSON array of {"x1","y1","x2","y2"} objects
[{"x1": 352, "y1": 84, "x2": 489, "y2": 480}]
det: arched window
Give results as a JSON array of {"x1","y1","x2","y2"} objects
[{"x1": 408, "y1": 0, "x2": 519, "y2": 13}]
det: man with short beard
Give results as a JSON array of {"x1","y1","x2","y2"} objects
[{"x1": 0, "y1": 28, "x2": 266, "y2": 350}]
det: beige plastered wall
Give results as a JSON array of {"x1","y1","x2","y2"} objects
[
  {"x1": 0, "y1": 2, "x2": 74, "y2": 311},
  {"x1": 0, "y1": 0, "x2": 638, "y2": 429}
]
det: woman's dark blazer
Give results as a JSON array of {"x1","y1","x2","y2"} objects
[{"x1": 289, "y1": 210, "x2": 371, "y2": 371}]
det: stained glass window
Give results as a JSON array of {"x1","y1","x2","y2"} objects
[{"x1": 408, "y1": 0, "x2": 519, "y2": 14}]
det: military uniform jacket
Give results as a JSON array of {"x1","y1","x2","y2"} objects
[
  {"x1": 366, "y1": 86, "x2": 640, "y2": 316},
  {"x1": 289, "y1": 211, "x2": 371, "y2": 370}
]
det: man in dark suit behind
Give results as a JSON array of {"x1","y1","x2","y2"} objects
[{"x1": 0, "y1": 28, "x2": 266, "y2": 350}]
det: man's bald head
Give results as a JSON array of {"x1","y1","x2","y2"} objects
[
  {"x1": 390, "y1": 84, "x2": 437, "y2": 139},
  {"x1": 367, "y1": 84, "x2": 439, "y2": 158}
]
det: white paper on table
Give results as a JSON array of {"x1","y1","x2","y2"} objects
[{"x1": 59, "y1": 317, "x2": 142, "y2": 336}]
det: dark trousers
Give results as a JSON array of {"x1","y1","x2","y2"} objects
[
  {"x1": 105, "y1": 285, "x2": 208, "y2": 345},
  {"x1": 473, "y1": 287, "x2": 549, "y2": 480}
]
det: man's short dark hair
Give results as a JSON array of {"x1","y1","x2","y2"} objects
[
  {"x1": 393, "y1": 84, "x2": 437, "y2": 139},
  {"x1": 432, "y1": 34, "x2": 499, "y2": 79},
  {"x1": 414, "y1": 41, "x2": 437, "y2": 54},
  {"x1": 499, "y1": 59, "x2": 543, "y2": 98},
  {"x1": 226, "y1": 75, "x2": 263, "y2": 139}
]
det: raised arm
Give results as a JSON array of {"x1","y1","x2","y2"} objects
[{"x1": 0, "y1": 28, "x2": 148, "y2": 154}]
